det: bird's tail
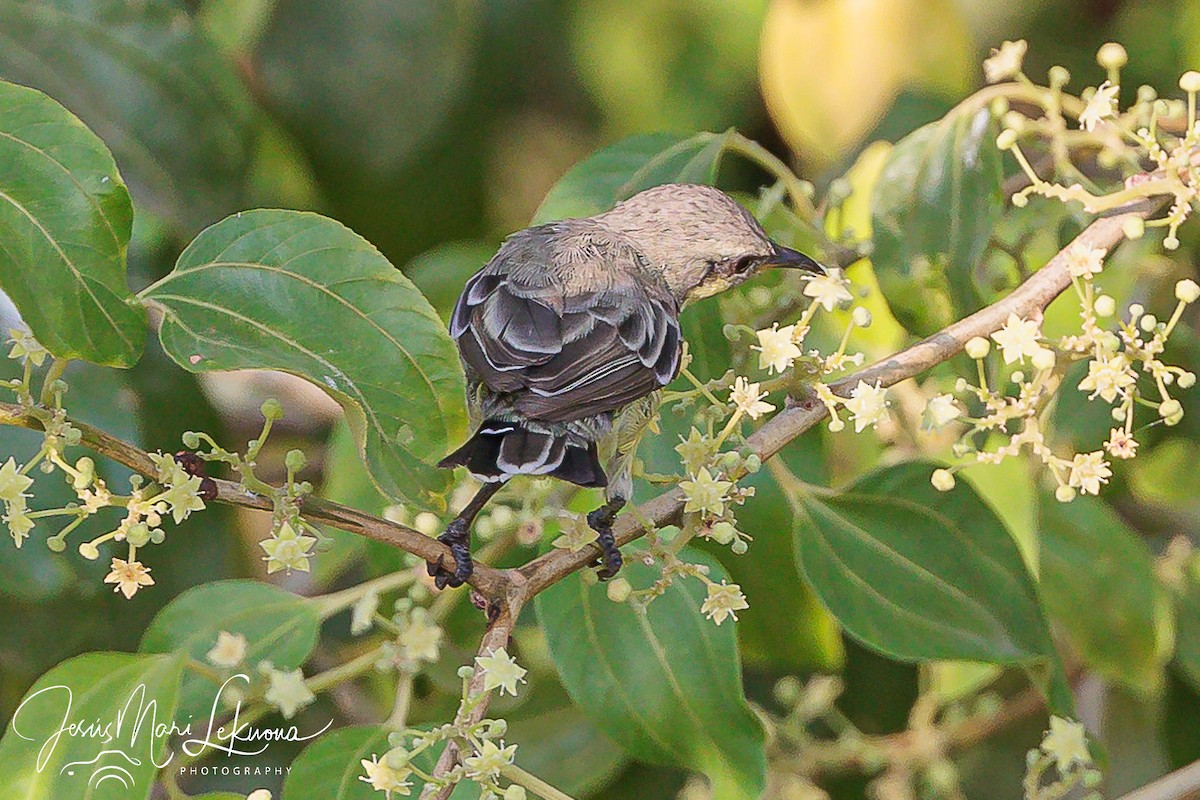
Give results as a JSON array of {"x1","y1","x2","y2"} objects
[{"x1": 438, "y1": 420, "x2": 607, "y2": 488}]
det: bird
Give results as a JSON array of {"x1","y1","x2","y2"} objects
[{"x1": 427, "y1": 182, "x2": 824, "y2": 589}]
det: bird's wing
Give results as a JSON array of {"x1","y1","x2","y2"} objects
[{"x1": 449, "y1": 225, "x2": 682, "y2": 424}]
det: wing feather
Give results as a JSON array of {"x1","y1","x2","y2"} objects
[{"x1": 452, "y1": 224, "x2": 681, "y2": 424}]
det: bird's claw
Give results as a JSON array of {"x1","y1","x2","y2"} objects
[
  {"x1": 587, "y1": 507, "x2": 623, "y2": 581},
  {"x1": 426, "y1": 519, "x2": 473, "y2": 589}
]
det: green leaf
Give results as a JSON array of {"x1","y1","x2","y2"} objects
[
  {"x1": 533, "y1": 131, "x2": 730, "y2": 223},
  {"x1": 0, "y1": 651, "x2": 184, "y2": 799},
  {"x1": 870, "y1": 108, "x2": 1004, "y2": 336},
  {"x1": 1176, "y1": 578, "x2": 1200, "y2": 694},
  {"x1": 257, "y1": 0, "x2": 472, "y2": 177},
  {"x1": 0, "y1": 79, "x2": 144, "y2": 366},
  {"x1": 506, "y1": 705, "x2": 629, "y2": 795},
  {"x1": 536, "y1": 546, "x2": 766, "y2": 798},
  {"x1": 144, "y1": 209, "x2": 467, "y2": 505},
  {"x1": 1039, "y1": 496, "x2": 1163, "y2": 692},
  {"x1": 704, "y1": 468, "x2": 844, "y2": 672},
  {"x1": 796, "y1": 462, "x2": 1053, "y2": 666},
  {"x1": 0, "y1": 0, "x2": 258, "y2": 232},
  {"x1": 283, "y1": 725, "x2": 477, "y2": 800},
  {"x1": 140, "y1": 580, "x2": 321, "y2": 722}
]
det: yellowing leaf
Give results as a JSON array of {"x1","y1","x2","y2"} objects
[{"x1": 760, "y1": 0, "x2": 973, "y2": 165}]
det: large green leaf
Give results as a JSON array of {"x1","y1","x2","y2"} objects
[
  {"x1": 0, "y1": 652, "x2": 184, "y2": 799},
  {"x1": 283, "y1": 725, "x2": 476, "y2": 800},
  {"x1": 536, "y1": 546, "x2": 766, "y2": 798},
  {"x1": 506, "y1": 705, "x2": 629, "y2": 796},
  {"x1": 143, "y1": 209, "x2": 467, "y2": 505},
  {"x1": 871, "y1": 108, "x2": 1004, "y2": 335},
  {"x1": 140, "y1": 580, "x2": 321, "y2": 723},
  {"x1": 533, "y1": 131, "x2": 730, "y2": 223},
  {"x1": 0, "y1": 0, "x2": 258, "y2": 232},
  {"x1": 1039, "y1": 496, "x2": 1163, "y2": 692},
  {"x1": 796, "y1": 462, "x2": 1053, "y2": 666},
  {"x1": 0, "y1": 79, "x2": 144, "y2": 366}
]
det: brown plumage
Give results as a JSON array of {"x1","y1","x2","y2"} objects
[{"x1": 428, "y1": 183, "x2": 823, "y2": 589}]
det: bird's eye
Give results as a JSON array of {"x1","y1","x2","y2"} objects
[{"x1": 733, "y1": 255, "x2": 759, "y2": 273}]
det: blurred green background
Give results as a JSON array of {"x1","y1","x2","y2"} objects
[{"x1": 2, "y1": 0, "x2": 1200, "y2": 798}]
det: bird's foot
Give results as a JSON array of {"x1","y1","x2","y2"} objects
[
  {"x1": 426, "y1": 518, "x2": 473, "y2": 589},
  {"x1": 587, "y1": 507, "x2": 623, "y2": 581}
]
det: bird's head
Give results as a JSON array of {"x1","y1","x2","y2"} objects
[{"x1": 597, "y1": 183, "x2": 825, "y2": 304}]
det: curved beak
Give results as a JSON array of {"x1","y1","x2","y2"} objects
[{"x1": 766, "y1": 243, "x2": 825, "y2": 274}]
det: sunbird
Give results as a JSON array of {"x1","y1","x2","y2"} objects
[{"x1": 428, "y1": 183, "x2": 824, "y2": 588}]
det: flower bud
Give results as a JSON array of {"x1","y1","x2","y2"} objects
[
  {"x1": 1055, "y1": 485, "x2": 1077, "y2": 503},
  {"x1": 996, "y1": 129, "x2": 1018, "y2": 150},
  {"x1": 606, "y1": 577, "x2": 632, "y2": 603},
  {"x1": 965, "y1": 337, "x2": 990, "y2": 359},
  {"x1": 931, "y1": 469, "x2": 956, "y2": 492},
  {"x1": 1176, "y1": 279, "x2": 1200, "y2": 304},
  {"x1": 457, "y1": 666, "x2": 474, "y2": 679},
  {"x1": 78, "y1": 541, "x2": 100, "y2": 560},
  {"x1": 384, "y1": 747, "x2": 411, "y2": 769},
  {"x1": 247, "y1": 791, "x2": 273, "y2": 800},
  {"x1": 1128, "y1": 303, "x2": 1144, "y2": 319},
  {"x1": 581, "y1": 568, "x2": 599, "y2": 585},
  {"x1": 773, "y1": 676, "x2": 803, "y2": 706},
  {"x1": 1094, "y1": 295, "x2": 1116, "y2": 317},
  {"x1": 1179, "y1": 372, "x2": 1196, "y2": 389},
  {"x1": 1032, "y1": 349, "x2": 1056, "y2": 371},
  {"x1": 504, "y1": 785, "x2": 527, "y2": 800},
  {"x1": 1112, "y1": 407, "x2": 1126, "y2": 421},
  {"x1": 1096, "y1": 42, "x2": 1127, "y2": 70},
  {"x1": 1140, "y1": 314, "x2": 1158, "y2": 332},
  {"x1": 182, "y1": 431, "x2": 201, "y2": 448},
  {"x1": 414, "y1": 512, "x2": 440, "y2": 536},
  {"x1": 1049, "y1": 65, "x2": 1071, "y2": 87},
  {"x1": 126, "y1": 522, "x2": 152, "y2": 548},
  {"x1": 1180, "y1": 71, "x2": 1200, "y2": 93},
  {"x1": 852, "y1": 306, "x2": 872, "y2": 327},
  {"x1": 1121, "y1": 217, "x2": 1144, "y2": 239},
  {"x1": 285, "y1": 449, "x2": 308, "y2": 473},
  {"x1": 730, "y1": 538, "x2": 749, "y2": 555},
  {"x1": 1160, "y1": 399, "x2": 1184, "y2": 425},
  {"x1": 1010, "y1": 192, "x2": 1029, "y2": 208},
  {"x1": 1164, "y1": 236, "x2": 1180, "y2": 251},
  {"x1": 46, "y1": 537, "x2": 66, "y2": 553},
  {"x1": 1137, "y1": 85, "x2": 1157, "y2": 103},
  {"x1": 260, "y1": 398, "x2": 284, "y2": 421},
  {"x1": 710, "y1": 521, "x2": 737, "y2": 545}
]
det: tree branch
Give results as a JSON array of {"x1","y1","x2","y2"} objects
[{"x1": 0, "y1": 403, "x2": 511, "y2": 598}]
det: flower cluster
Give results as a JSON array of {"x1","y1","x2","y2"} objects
[
  {"x1": 921, "y1": 243, "x2": 1196, "y2": 500},
  {"x1": 364, "y1": 648, "x2": 530, "y2": 799}
]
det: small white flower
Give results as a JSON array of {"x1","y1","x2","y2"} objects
[
  {"x1": 476, "y1": 647, "x2": 527, "y2": 697},
  {"x1": 263, "y1": 666, "x2": 315, "y2": 719},
  {"x1": 983, "y1": 39, "x2": 1027, "y2": 83},
  {"x1": 1064, "y1": 243, "x2": 1106, "y2": 278},
  {"x1": 729, "y1": 377, "x2": 775, "y2": 420},
  {"x1": 922, "y1": 394, "x2": 961, "y2": 430},
  {"x1": 4, "y1": 498, "x2": 34, "y2": 547},
  {"x1": 206, "y1": 630, "x2": 247, "y2": 668},
  {"x1": 463, "y1": 739, "x2": 517, "y2": 780},
  {"x1": 351, "y1": 588, "x2": 379, "y2": 636},
  {"x1": 802, "y1": 268, "x2": 853, "y2": 312},
  {"x1": 399, "y1": 612, "x2": 443, "y2": 663},
  {"x1": 1078, "y1": 354, "x2": 1136, "y2": 402},
  {"x1": 0, "y1": 457, "x2": 33, "y2": 503},
  {"x1": 753, "y1": 324, "x2": 803, "y2": 374},
  {"x1": 1104, "y1": 428, "x2": 1138, "y2": 459},
  {"x1": 359, "y1": 753, "x2": 412, "y2": 797},
  {"x1": 159, "y1": 474, "x2": 206, "y2": 524},
  {"x1": 701, "y1": 581, "x2": 749, "y2": 625},
  {"x1": 843, "y1": 380, "x2": 889, "y2": 433},
  {"x1": 1041, "y1": 716, "x2": 1091, "y2": 773},
  {"x1": 551, "y1": 514, "x2": 596, "y2": 553},
  {"x1": 680, "y1": 467, "x2": 733, "y2": 516},
  {"x1": 104, "y1": 558, "x2": 155, "y2": 599},
  {"x1": 1068, "y1": 451, "x2": 1111, "y2": 495},
  {"x1": 260, "y1": 521, "x2": 317, "y2": 574},
  {"x1": 1079, "y1": 81, "x2": 1119, "y2": 131},
  {"x1": 990, "y1": 314, "x2": 1047, "y2": 365}
]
